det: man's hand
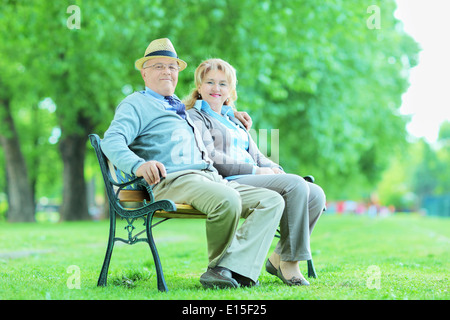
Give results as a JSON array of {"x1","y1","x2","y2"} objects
[
  {"x1": 136, "y1": 160, "x2": 167, "y2": 185},
  {"x1": 234, "y1": 111, "x2": 252, "y2": 130}
]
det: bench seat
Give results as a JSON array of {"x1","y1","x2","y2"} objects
[{"x1": 119, "y1": 190, "x2": 207, "y2": 219}]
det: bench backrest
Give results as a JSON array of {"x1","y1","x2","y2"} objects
[
  {"x1": 89, "y1": 134, "x2": 150, "y2": 205},
  {"x1": 89, "y1": 133, "x2": 203, "y2": 218}
]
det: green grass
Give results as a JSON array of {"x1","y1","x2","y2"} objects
[{"x1": 0, "y1": 213, "x2": 448, "y2": 300}]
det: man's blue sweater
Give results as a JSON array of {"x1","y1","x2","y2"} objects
[{"x1": 101, "y1": 91, "x2": 216, "y2": 176}]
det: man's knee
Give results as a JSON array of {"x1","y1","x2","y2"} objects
[{"x1": 208, "y1": 188, "x2": 242, "y2": 222}]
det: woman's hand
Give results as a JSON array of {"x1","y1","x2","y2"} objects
[
  {"x1": 256, "y1": 167, "x2": 285, "y2": 175},
  {"x1": 271, "y1": 167, "x2": 285, "y2": 174},
  {"x1": 256, "y1": 167, "x2": 275, "y2": 175},
  {"x1": 136, "y1": 160, "x2": 167, "y2": 185}
]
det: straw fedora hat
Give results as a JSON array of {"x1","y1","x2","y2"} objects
[{"x1": 134, "y1": 38, "x2": 187, "y2": 71}]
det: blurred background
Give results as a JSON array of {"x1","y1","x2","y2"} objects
[{"x1": 1, "y1": 0, "x2": 449, "y2": 222}]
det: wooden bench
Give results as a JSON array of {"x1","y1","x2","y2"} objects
[{"x1": 89, "y1": 133, "x2": 317, "y2": 292}]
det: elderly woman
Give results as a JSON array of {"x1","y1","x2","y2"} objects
[{"x1": 184, "y1": 58, "x2": 326, "y2": 286}]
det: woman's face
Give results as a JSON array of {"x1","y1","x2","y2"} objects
[{"x1": 198, "y1": 69, "x2": 230, "y2": 112}]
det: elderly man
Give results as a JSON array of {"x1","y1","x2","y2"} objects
[{"x1": 101, "y1": 38, "x2": 284, "y2": 288}]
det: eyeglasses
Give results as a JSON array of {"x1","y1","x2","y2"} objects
[
  {"x1": 204, "y1": 80, "x2": 229, "y2": 88},
  {"x1": 143, "y1": 63, "x2": 180, "y2": 72}
]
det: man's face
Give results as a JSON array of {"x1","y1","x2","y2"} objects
[{"x1": 140, "y1": 57, "x2": 179, "y2": 96}]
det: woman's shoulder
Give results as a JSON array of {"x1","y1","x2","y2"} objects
[
  {"x1": 186, "y1": 106, "x2": 201, "y2": 114},
  {"x1": 186, "y1": 105, "x2": 207, "y2": 119},
  {"x1": 187, "y1": 106, "x2": 216, "y2": 130}
]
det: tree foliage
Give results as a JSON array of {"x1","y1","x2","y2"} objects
[
  {"x1": 0, "y1": 0, "x2": 420, "y2": 221},
  {"x1": 377, "y1": 122, "x2": 450, "y2": 210}
]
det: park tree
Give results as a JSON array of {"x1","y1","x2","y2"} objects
[
  {"x1": 376, "y1": 121, "x2": 450, "y2": 211},
  {"x1": 0, "y1": 92, "x2": 36, "y2": 222},
  {"x1": 435, "y1": 121, "x2": 450, "y2": 195},
  {"x1": 2, "y1": 1, "x2": 133, "y2": 220},
  {"x1": 408, "y1": 122, "x2": 450, "y2": 209},
  {"x1": 0, "y1": 1, "x2": 39, "y2": 222}
]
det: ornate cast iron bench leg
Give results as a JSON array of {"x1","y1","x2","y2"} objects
[
  {"x1": 98, "y1": 208, "x2": 117, "y2": 287},
  {"x1": 96, "y1": 200, "x2": 176, "y2": 291},
  {"x1": 275, "y1": 230, "x2": 318, "y2": 279},
  {"x1": 307, "y1": 259, "x2": 318, "y2": 278},
  {"x1": 145, "y1": 210, "x2": 168, "y2": 292}
]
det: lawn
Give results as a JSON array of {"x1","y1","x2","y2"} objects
[{"x1": 0, "y1": 213, "x2": 448, "y2": 301}]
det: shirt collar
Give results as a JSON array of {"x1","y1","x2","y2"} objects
[
  {"x1": 193, "y1": 100, "x2": 235, "y2": 118},
  {"x1": 142, "y1": 86, "x2": 182, "y2": 102},
  {"x1": 221, "y1": 104, "x2": 234, "y2": 118},
  {"x1": 141, "y1": 86, "x2": 165, "y2": 101}
]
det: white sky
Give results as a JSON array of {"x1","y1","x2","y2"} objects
[{"x1": 394, "y1": 0, "x2": 450, "y2": 143}]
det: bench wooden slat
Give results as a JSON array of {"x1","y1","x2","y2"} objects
[
  {"x1": 118, "y1": 190, "x2": 150, "y2": 202},
  {"x1": 154, "y1": 209, "x2": 206, "y2": 219},
  {"x1": 119, "y1": 190, "x2": 206, "y2": 219}
]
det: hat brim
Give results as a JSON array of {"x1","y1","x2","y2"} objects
[{"x1": 135, "y1": 56, "x2": 187, "y2": 71}]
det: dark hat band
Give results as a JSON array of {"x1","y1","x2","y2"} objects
[{"x1": 145, "y1": 50, "x2": 178, "y2": 59}]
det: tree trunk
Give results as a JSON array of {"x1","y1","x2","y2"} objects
[
  {"x1": 59, "y1": 133, "x2": 91, "y2": 221},
  {"x1": 0, "y1": 98, "x2": 35, "y2": 222}
]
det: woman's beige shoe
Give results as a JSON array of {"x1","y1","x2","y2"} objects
[{"x1": 265, "y1": 259, "x2": 310, "y2": 286}]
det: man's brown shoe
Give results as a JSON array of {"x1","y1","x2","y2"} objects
[{"x1": 200, "y1": 267, "x2": 239, "y2": 289}]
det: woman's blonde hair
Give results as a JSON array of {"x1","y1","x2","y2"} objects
[{"x1": 184, "y1": 58, "x2": 238, "y2": 110}]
